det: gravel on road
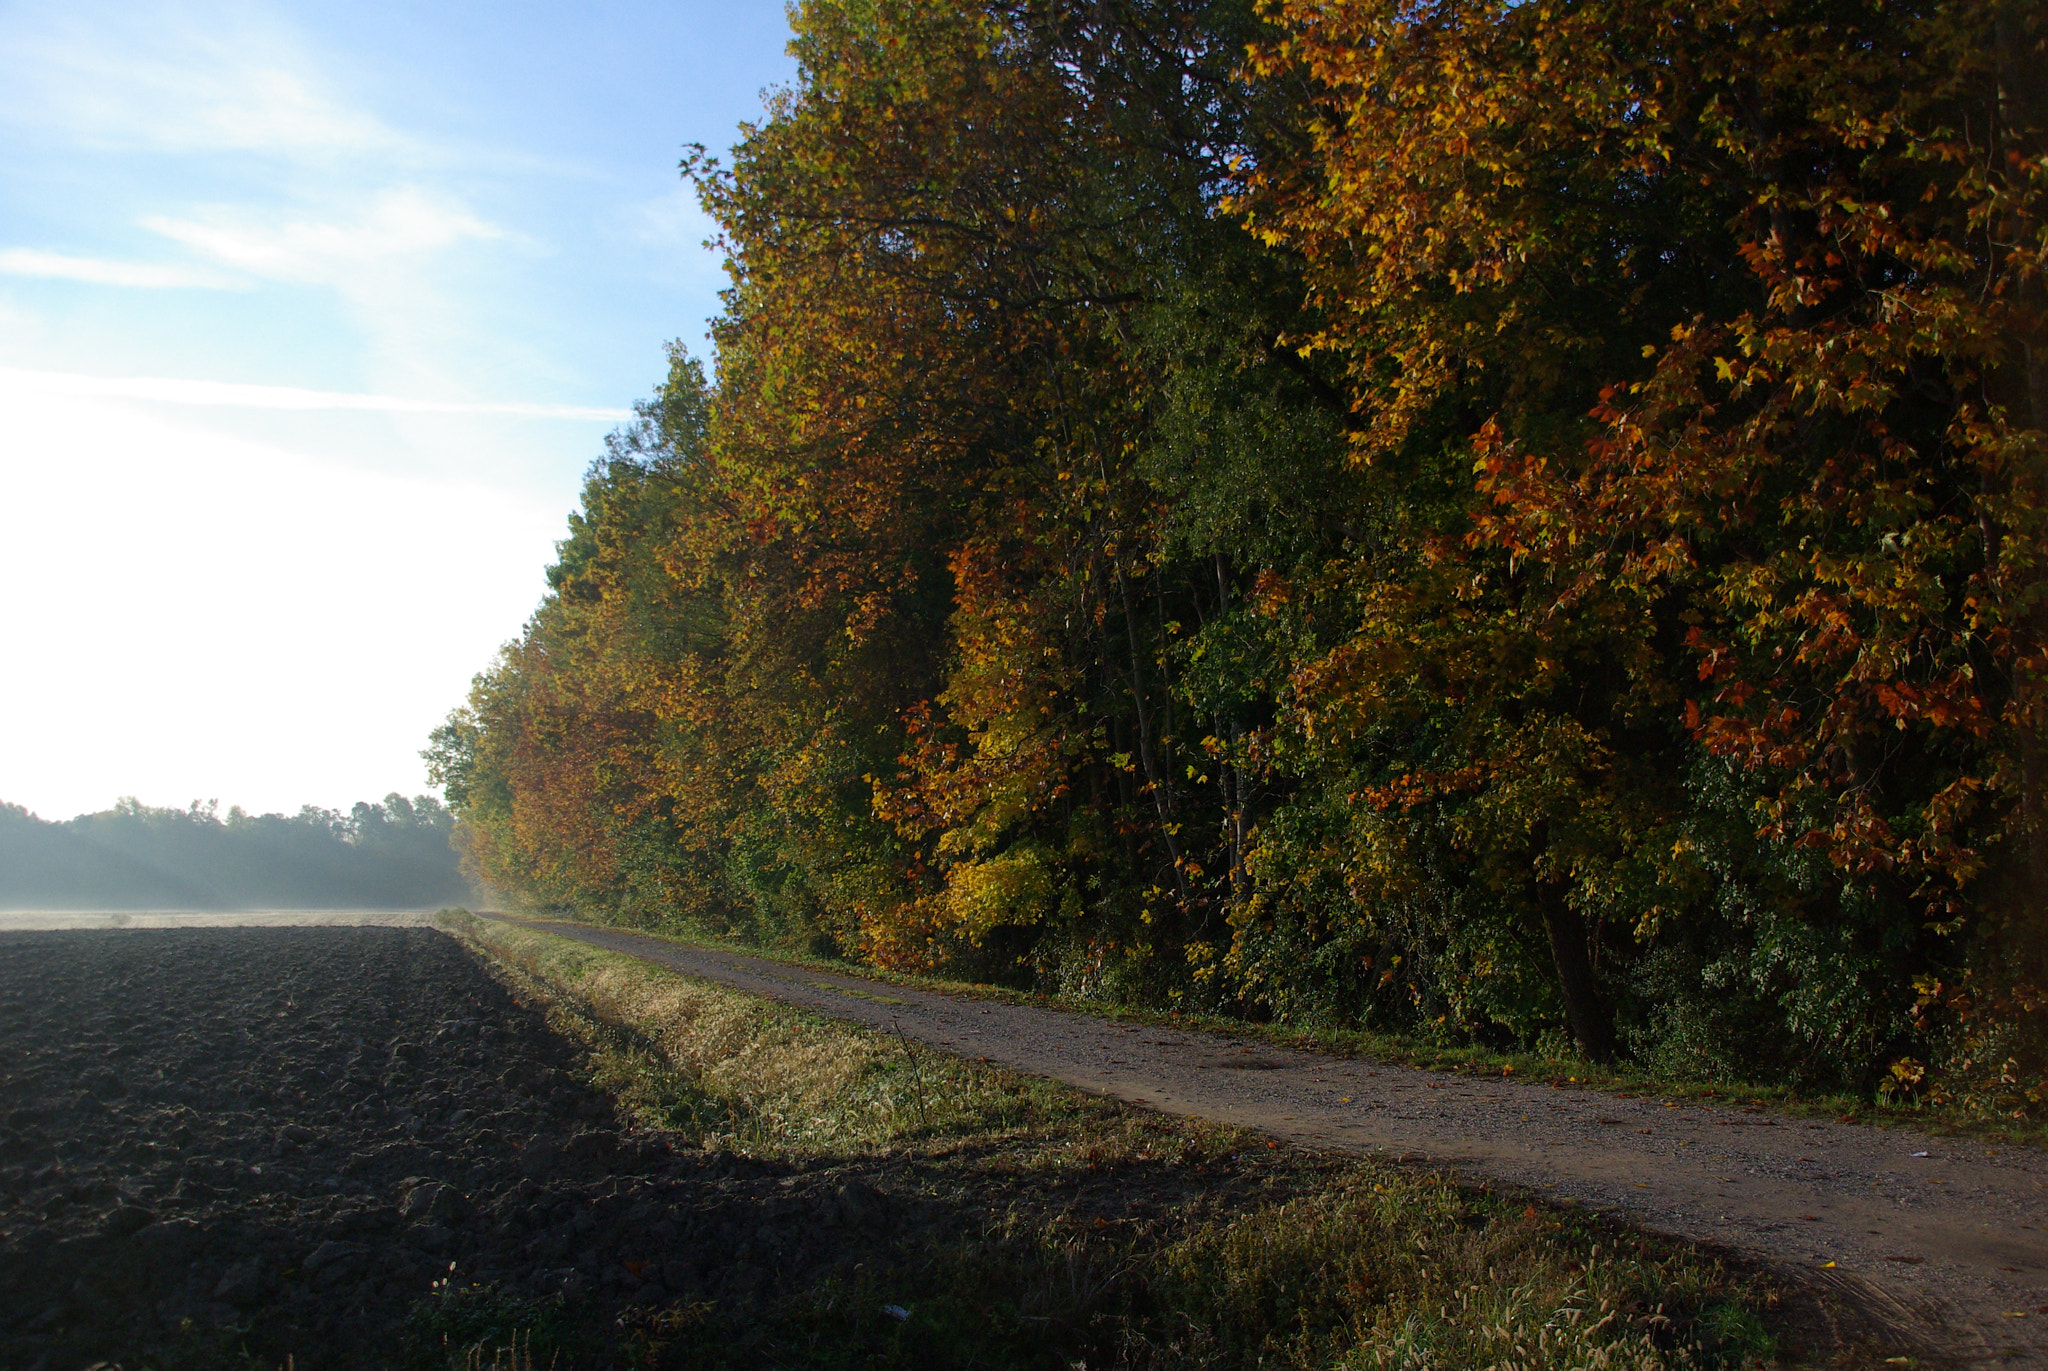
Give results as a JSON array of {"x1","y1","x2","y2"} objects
[{"x1": 510, "y1": 916, "x2": 2048, "y2": 1367}]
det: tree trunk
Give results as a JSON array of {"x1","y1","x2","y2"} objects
[
  {"x1": 1106, "y1": 568, "x2": 1190, "y2": 906},
  {"x1": 1536, "y1": 875, "x2": 1616, "y2": 1064},
  {"x1": 1996, "y1": 5, "x2": 2048, "y2": 916}
]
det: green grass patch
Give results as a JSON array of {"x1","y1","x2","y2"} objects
[
  {"x1": 402, "y1": 1281, "x2": 579, "y2": 1370},
  {"x1": 449, "y1": 910, "x2": 1086, "y2": 1153}
]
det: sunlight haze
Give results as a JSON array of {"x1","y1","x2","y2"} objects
[{"x1": 0, "y1": 0, "x2": 797, "y2": 819}]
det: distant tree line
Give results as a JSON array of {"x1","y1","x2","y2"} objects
[
  {"x1": 430, "y1": 0, "x2": 2045, "y2": 1113},
  {"x1": 0, "y1": 795, "x2": 470, "y2": 910}
]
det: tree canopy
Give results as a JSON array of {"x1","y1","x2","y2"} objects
[{"x1": 432, "y1": 0, "x2": 2046, "y2": 1113}]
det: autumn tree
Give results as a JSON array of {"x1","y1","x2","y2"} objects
[
  {"x1": 1236, "y1": 0, "x2": 2046, "y2": 1082},
  {"x1": 435, "y1": 0, "x2": 2046, "y2": 1106}
]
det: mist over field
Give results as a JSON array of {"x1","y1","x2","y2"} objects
[{"x1": 0, "y1": 793, "x2": 470, "y2": 910}]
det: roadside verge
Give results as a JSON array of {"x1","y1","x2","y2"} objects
[
  {"x1": 460, "y1": 911, "x2": 2048, "y2": 1368},
  {"x1": 447, "y1": 910, "x2": 1878, "y2": 1370}
]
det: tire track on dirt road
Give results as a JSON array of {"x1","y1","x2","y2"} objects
[{"x1": 499, "y1": 914, "x2": 2048, "y2": 1367}]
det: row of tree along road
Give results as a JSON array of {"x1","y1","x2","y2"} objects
[{"x1": 427, "y1": 0, "x2": 2048, "y2": 1119}]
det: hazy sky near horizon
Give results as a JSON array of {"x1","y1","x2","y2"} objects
[{"x1": 0, "y1": 0, "x2": 798, "y2": 821}]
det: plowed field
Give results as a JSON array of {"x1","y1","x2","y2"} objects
[{"x1": 0, "y1": 928, "x2": 946, "y2": 1368}]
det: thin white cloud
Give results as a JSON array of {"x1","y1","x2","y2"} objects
[
  {"x1": 169, "y1": 63, "x2": 404, "y2": 157},
  {"x1": 0, "y1": 366, "x2": 629, "y2": 421},
  {"x1": 0, "y1": 8, "x2": 411, "y2": 160},
  {"x1": 0, "y1": 248, "x2": 235, "y2": 290},
  {"x1": 617, "y1": 187, "x2": 728, "y2": 301},
  {"x1": 629, "y1": 187, "x2": 720, "y2": 251},
  {"x1": 144, "y1": 188, "x2": 509, "y2": 284}
]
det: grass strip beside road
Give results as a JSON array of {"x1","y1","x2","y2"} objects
[
  {"x1": 452, "y1": 910, "x2": 1069, "y2": 1154},
  {"x1": 481, "y1": 910, "x2": 2046, "y2": 1150},
  {"x1": 446, "y1": 912, "x2": 1874, "y2": 1370}
]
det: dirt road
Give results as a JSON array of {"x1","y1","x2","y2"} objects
[{"x1": 509, "y1": 916, "x2": 2048, "y2": 1366}]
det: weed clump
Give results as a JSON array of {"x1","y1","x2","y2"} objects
[{"x1": 402, "y1": 1281, "x2": 575, "y2": 1369}]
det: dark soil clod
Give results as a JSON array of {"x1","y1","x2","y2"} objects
[{"x1": 0, "y1": 927, "x2": 844, "y2": 1367}]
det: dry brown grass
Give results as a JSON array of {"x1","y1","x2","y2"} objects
[
  {"x1": 448, "y1": 912, "x2": 1073, "y2": 1153},
  {"x1": 1141, "y1": 1181, "x2": 1732, "y2": 1369}
]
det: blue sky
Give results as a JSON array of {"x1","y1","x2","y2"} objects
[{"x1": 0, "y1": 0, "x2": 797, "y2": 821}]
